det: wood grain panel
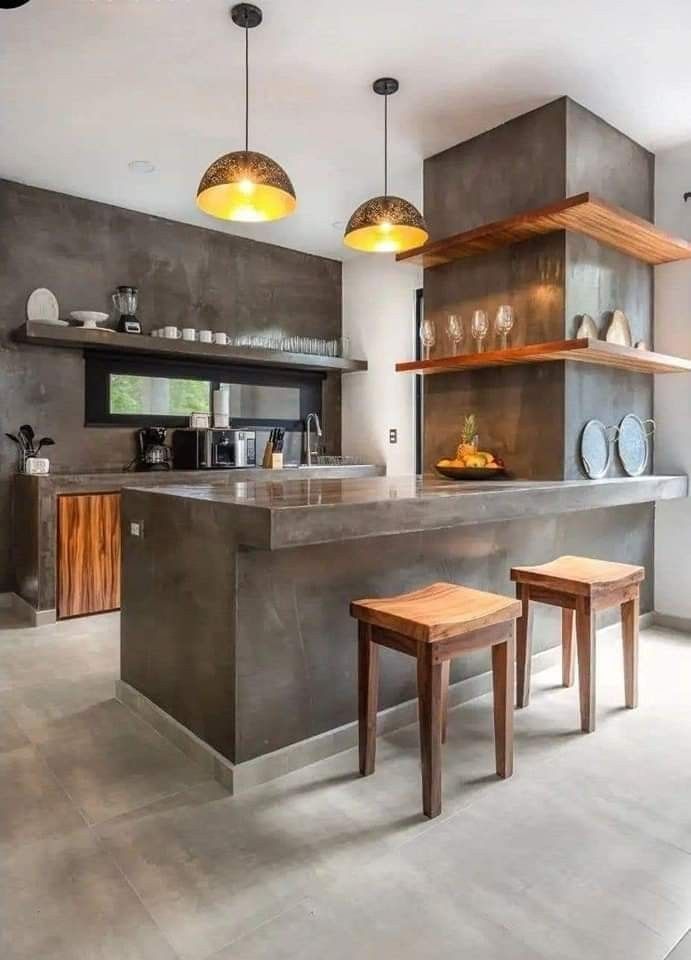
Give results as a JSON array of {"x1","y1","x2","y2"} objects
[
  {"x1": 397, "y1": 193, "x2": 691, "y2": 267},
  {"x1": 396, "y1": 339, "x2": 691, "y2": 376},
  {"x1": 57, "y1": 493, "x2": 121, "y2": 619}
]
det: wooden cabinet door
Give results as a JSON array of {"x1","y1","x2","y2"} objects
[{"x1": 57, "y1": 493, "x2": 121, "y2": 618}]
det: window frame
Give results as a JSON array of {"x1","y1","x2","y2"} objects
[{"x1": 84, "y1": 353, "x2": 324, "y2": 429}]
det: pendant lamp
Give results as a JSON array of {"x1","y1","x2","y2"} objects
[
  {"x1": 344, "y1": 78, "x2": 428, "y2": 253},
  {"x1": 197, "y1": 3, "x2": 296, "y2": 223}
]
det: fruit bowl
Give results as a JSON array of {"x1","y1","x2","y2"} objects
[{"x1": 435, "y1": 462, "x2": 507, "y2": 481}]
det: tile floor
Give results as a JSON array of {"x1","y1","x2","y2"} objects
[{"x1": 1, "y1": 606, "x2": 690, "y2": 959}]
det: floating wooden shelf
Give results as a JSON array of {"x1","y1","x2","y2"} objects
[
  {"x1": 396, "y1": 193, "x2": 691, "y2": 268},
  {"x1": 396, "y1": 339, "x2": 691, "y2": 376},
  {"x1": 14, "y1": 322, "x2": 367, "y2": 374}
]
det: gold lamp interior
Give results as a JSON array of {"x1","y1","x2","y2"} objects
[
  {"x1": 344, "y1": 195, "x2": 428, "y2": 253},
  {"x1": 196, "y1": 150, "x2": 296, "y2": 223}
]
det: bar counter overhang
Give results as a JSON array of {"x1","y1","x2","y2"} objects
[{"x1": 119, "y1": 474, "x2": 687, "y2": 785}]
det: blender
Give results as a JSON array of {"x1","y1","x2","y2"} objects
[{"x1": 112, "y1": 285, "x2": 141, "y2": 334}]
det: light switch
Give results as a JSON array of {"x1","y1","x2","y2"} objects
[
  {"x1": 389, "y1": 428, "x2": 398, "y2": 444},
  {"x1": 130, "y1": 521, "x2": 142, "y2": 537}
]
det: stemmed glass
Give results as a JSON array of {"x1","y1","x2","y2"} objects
[
  {"x1": 419, "y1": 318, "x2": 436, "y2": 360},
  {"x1": 495, "y1": 304, "x2": 514, "y2": 350},
  {"x1": 470, "y1": 309, "x2": 489, "y2": 352},
  {"x1": 445, "y1": 313, "x2": 464, "y2": 355}
]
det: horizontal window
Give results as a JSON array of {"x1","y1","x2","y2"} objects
[
  {"x1": 85, "y1": 353, "x2": 323, "y2": 428},
  {"x1": 109, "y1": 374, "x2": 212, "y2": 417}
]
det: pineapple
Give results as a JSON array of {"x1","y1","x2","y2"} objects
[{"x1": 456, "y1": 415, "x2": 478, "y2": 459}]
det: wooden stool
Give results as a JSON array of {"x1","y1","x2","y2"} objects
[
  {"x1": 510, "y1": 556, "x2": 645, "y2": 732},
  {"x1": 350, "y1": 582, "x2": 521, "y2": 819}
]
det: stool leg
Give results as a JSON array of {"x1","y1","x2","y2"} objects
[
  {"x1": 575, "y1": 599, "x2": 596, "y2": 733},
  {"x1": 515, "y1": 583, "x2": 533, "y2": 708},
  {"x1": 562, "y1": 609, "x2": 576, "y2": 688},
  {"x1": 621, "y1": 592, "x2": 639, "y2": 709},
  {"x1": 358, "y1": 621, "x2": 379, "y2": 776},
  {"x1": 417, "y1": 646, "x2": 443, "y2": 818},
  {"x1": 441, "y1": 660, "x2": 450, "y2": 744},
  {"x1": 491, "y1": 628, "x2": 515, "y2": 779}
]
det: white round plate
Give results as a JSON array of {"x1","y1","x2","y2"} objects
[
  {"x1": 70, "y1": 311, "x2": 110, "y2": 326},
  {"x1": 27, "y1": 288, "x2": 60, "y2": 324}
]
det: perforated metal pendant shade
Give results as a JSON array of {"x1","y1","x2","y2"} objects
[
  {"x1": 196, "y1": 4, "x2": 296, "y2": 224},
  {"x1": 344, "y1": 194, "x2": 428, "y2": 253},
  {"x1": 197, "y1": 150, "x2": 296, "y2": 222},
  {"x1": 344, "y1": 77, "x2": 427, "y2": 254}
]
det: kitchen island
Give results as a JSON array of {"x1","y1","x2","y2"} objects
[{"x1": 119, "y1": 473, "x2": 687, "y2": 791}]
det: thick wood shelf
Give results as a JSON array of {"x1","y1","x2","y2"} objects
[
  {"x1": 396, "y1": 339, "x2": 691, "y2": 376},
  {"x1": 396, "y1": 193, "x2": 691, "y2": 268},
  {"x1": 14, "y1": 322, "x2": 367, "y2": 374}
]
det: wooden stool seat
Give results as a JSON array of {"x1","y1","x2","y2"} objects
[
  {"x1": 511, "y1": 556, "x2": 645, "y2": 596},
  {"x1": 351, "y1": 582, "x2": 520, "y2": 819},
  {"x1": 351, "y1": 582, "x2": 522, "y2": 642},
  {"x1": 510, "y1": 555, "x2": 644, "y2": 732}
]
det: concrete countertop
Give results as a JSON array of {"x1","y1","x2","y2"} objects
[
  {"x1": 16, "y1": 463, "x2": 384, "y2": 494},
  {"x1": 123, "y1": 473, "x2": 689, "y2": 550}
]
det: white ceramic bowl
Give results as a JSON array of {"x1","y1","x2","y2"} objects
[{"x1": 70, "y1": 311, "x2": 110, "y2": 327}]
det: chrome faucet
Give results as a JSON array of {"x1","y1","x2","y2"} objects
[{"x1": 304, "y1": 412, "x2": 323, "y2": 466}]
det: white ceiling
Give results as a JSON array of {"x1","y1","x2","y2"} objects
[{"x1": 3, "y1": 0, "x2": 691, "y2": 261}]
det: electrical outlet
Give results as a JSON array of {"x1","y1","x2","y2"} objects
[
  {"x1": 130, "y1": 521, "x2": 143, "y2": 537},
  {"x1": 389, "y1": 428, "x2": 397, "y2": 444}
]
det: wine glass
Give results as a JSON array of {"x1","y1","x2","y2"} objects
[
  {"x1": 495, "y1": 304, "x2": 514, "y2": 349},
  {"x1": 470, "y1": 309, "x2": 489, "y2": 352},
  {"x1": 445, "y1": 313, "x2": 464, "y2": 355},
  {"x1": 419, "y1": 318, "x2": 436, "y2": 360}
]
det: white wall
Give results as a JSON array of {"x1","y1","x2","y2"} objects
[
  {"x1": 655, "y1": 143, "x2": 691, "y2": 618},
  {"x1": 341, "y1": 256, "x2": 422, "y2": 475}
]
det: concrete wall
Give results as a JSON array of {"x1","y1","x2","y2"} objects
[
  {"x1": 341, "y1": 256, "x2": 421, "y2": 475},
  {"x1": 0, "y1": 179, "x2": 342, "y2": 592},
  {"x1": 654, "y1": 144, "x2": 691, "y2": 619},
  {"x1": 422, "y1": 97, "x2": 654, "y2": 483}
]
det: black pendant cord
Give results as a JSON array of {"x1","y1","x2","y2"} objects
[
  {"x1": 244, "y1": 24, "x2": 249, "y2": 152},
  {"x1": 383, "y1": 92, "x2": 388, "y2": 197}
]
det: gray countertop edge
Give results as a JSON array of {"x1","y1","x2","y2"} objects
[{"x1": 122, "y1": 475, "x2": 688, "y2": 551}]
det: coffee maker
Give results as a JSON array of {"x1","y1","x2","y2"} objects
[
  {"x1": 136, "y1": 427, "x2": 171, "y2": 471},
  {"x1": 112, "y1": 286, "x2": 141, "y2": 334}
]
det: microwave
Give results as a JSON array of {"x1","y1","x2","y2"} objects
[{"x1": 172, "y1": 429, "x2": 256, "y2": 470}]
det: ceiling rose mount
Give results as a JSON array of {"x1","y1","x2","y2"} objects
[
  {"x1": 230, "y1": 3, "x2": 262, "y2": 29},
  {"x1": 196, "y1": 3, "x2": 296, "y2": 223},
  {"x1": 344, "y1": 77, "x2": 428, "y2": 254}
]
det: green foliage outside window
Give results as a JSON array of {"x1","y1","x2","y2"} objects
[{"x1": 109, "y1": 375, "x2": 211, "y2": 416}]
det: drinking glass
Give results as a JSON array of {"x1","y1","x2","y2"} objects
[
  {"x1": 471, "y1": 309, "x2": 489, "y2": 352},
  {"x1": 419, "y1": 318, "x2": 436, "y2": 360},
  {"x1": 445, "y1": 313, "x2": 464, "y2": 354},
  {"x1": 495, "y1": 304, "x2": 514, "y2": 349}
]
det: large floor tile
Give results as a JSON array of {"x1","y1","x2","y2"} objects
[
  {"x1": 3, "y1": 671, "x2": 118, "y2": 743},
  {"x1": 0, "y1": 707, "x2": 30, "y2": 753},
  {"x1": 0, "y1": 828, "x2": 178, "y2": 960},
  {"x1": 41, "y1": 715, "x2": 208, "y2": 824},
  {"x1": 0, "y1": 745, "x2": 85, "y2": 850}
]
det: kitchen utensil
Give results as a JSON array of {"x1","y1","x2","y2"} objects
[
  {"x1": 580, "y1": 419, "x2": 618, "y2": 479},
  {"x1": 26, "y1": 288, "x2": 60, "y2": 324},
  {"x1": 199, "y1": 330, "x2": 213, "y2": 343},
  {"x1": 112, "y1": 286, "x2": 141, "y2": 334},
  {"x1": 576, "y1": 314, "x2": 598, "y2": 339},
  {"x1": 617, "y1": 414, "x2": 655, "y2": 477},
  {"x1": 70, "y1": 311, "x2": 110, "y2": 329},
  {"x1": 605, "y1": 309, "x2": 632, "y2": 347},
  {"x1": 445, "y1": 314, "x2": 464, "y2": 354},
  {"x1": 494, "y1": 305, "x2": 514, "y2": 349},
  {"x1": 182, "y1": 328, "x2": 197, "y2": 341},
  {"x1": 435, "y1": 463, "x2": 507, "y2": 481},
  {"x1": 163, "y1": 326, "x2": 181, "y2": 339},
  {"x1": 213, "y1": 332, "x2": 228, "y2": 345},
  {"x1": 471, "y1": 309, "x2": 489, "y2": 352}
]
